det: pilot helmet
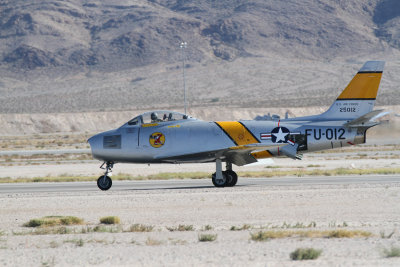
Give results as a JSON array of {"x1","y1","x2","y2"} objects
[{"x1": 151, "y1": 112, "x2": 158, "y2": 121}]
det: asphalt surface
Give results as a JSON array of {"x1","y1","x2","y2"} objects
[{"x1": 1, "y1": 175, "x2": 399, "y2": 194}]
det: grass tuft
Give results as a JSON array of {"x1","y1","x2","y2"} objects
[
  {"x1": 64, "y1": 238, "x2": 84, "y2": 247},
  {"x1": 230, "y1": 224, "x2": 252, "y2": 231},
  {"x1": 275, "y1": 221, "x2": 317, "y2": 229},
  {"x1": 127, "y1": 224, "x2": 154, "y2": 232},
  {"x1": 383, "y1": 246, "x2": 400, "y2": 258},
  {"x1": 380, "y1": 230, "x2": 395, "y2": 239},
  {"x1": 166, "y1": 224, "x2": 194, "y2": 231},
  {"x1": 290, "y1": 248, "x2": 322, "y2": 260},
  {"x1": 250, "y1": 229, "x2": 372, "y2": 241},
  {"x1": 100, "y1": 216, "x2": 120, "y2": 225},
  {"x1": 145, "y1": 237, "x2": 162, "y2": 246},
  {"x1": 198, "y1": 234, "x2": 217, "y2": 242},
  {"x1": 23, "y1": 216, "x2": 83, "y2": 227},
  {"x1": 325, "y1": 229, "x2": 371, "y2": 238},
  {"x1": 202, "y1": 225, "x2": 213, "y2": 231},
  {"x1": 92, "y1": 225, "x2": 122, "y2": 233},
  {"x1": 27, "y1": 226, "x2": 71, "y2": 235}
]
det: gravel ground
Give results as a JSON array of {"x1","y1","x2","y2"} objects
[{"x1": 1, "y1": 182, "x2": 400, "y2": 266}]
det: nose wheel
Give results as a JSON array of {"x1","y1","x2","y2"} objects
[{"x1": 97, "y1": 161, "x2": 114, "y2": 191}]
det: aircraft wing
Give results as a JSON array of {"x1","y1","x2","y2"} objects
[
  {"x1": 224, "y1": 143, "x2": 289, "y2": 166},
  {"x1": 157, "y1": 143, "x2": 285, "y2": 166},
  {"x1": 343, "y1": 109, "x2": 389, "y2": 127}
]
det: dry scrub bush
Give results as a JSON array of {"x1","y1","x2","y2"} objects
[
  {"x1": 100, "y1": 216, "x2": 120, "y2": 224},
  {"x1": 24, "y1": 216, "x2": 83, "y2": 227},
  {"x1": 250, "y1": 229, "x2": 372, "y2": 241},
  {"x1": 198, "y1": 234, "x2": 217, "y2": 242},
  {"x1": 128, "y1": 224, "x2": 154, "y2": 232},
  {"x1": 167, "y1": 225, "x2": 194, "y2": 231},
  {"x1": 290, "y1": 248, "x2": 322, "y2": 260},
  {"x1": 383, "y1": 247, "x2": 400, "y2": 258},
  {"x1": 230, "y1": 224, "x2": 252, "y2": 231}
]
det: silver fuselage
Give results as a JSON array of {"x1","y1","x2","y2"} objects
[{"x1": 88, "y1": 118, "x2": 364, "y2": 165}]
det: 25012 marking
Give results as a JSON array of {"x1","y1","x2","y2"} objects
[{"x1": 340, "y1": 107, "x2": 356, "y2": 112}]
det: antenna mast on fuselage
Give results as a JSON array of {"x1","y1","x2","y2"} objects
[{"x1": 179, "y1": 41, "x2": 187, "y2": 115}]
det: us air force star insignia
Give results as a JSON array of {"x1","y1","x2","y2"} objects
[
  {"x1": 260, "y1": 127, "x2": 301, "y2": 145},
  {"x1": 271, "y1": 127, "x2": 289, "y2": 143}
]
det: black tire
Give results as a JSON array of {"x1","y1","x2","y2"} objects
[
  {"x1": 97, "y1": 175, "x2": 112, "y2": 191},
  {"x1": 212, "y1": 172, "x2": 226, "y2": 187},
  {"x1": 225, "y1": 170, "x2": 238, "y2": 187}
]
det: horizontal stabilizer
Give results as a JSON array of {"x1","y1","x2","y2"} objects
[
  {"x1": 280, "y1": 144, "x2": 302, "y2": 160},
  {"x1": 343, "y1": 109, "x2": 389, "y2": 127}
]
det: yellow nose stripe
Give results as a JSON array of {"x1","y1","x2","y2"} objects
[{"x1": 215, "y1": 121, "x2": 259, "y2": 146}]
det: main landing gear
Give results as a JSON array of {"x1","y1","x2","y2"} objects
[
  {"x1": 97, "y1": 161, "x2": 113, "y2": 191},
  {"x1": 211, "y1": 160, "x2": 238, "y2": 187}
]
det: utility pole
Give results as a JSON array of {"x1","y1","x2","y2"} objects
[{"x1": 180, "y1": 41, "x2": 187, "y2": 115}]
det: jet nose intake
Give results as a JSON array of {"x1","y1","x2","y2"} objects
[{"x1": 88, "y1": 133, "x2": 103, "y2": 159}]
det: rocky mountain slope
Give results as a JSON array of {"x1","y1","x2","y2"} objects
[{"x1": 0, "y1": 0, "x2": 399, "y2": 113}]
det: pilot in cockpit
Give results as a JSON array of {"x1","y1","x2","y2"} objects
[{"x1": 151, "y1": 112, "x2": 162, "y2": 123}]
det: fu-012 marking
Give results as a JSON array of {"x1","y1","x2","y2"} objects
[{"x1": 305, "y1": 128, "x2": 346, "y2": 140}]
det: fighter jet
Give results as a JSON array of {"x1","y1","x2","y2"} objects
[{"x1": 89, "y1": 61, "x2": 387, "y2": 190}]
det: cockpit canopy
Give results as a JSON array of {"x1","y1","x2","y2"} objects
[{"x1": 127, "y1": 110, "x2": 196, "y2": 126}]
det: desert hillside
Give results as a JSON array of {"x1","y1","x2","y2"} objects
[{"x1": 0, "y1": 0, "x2": 399, "y2": 114}]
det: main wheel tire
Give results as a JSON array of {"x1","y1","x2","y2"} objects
[
  {"x1": 212, "y1": 172, "x2": 226, "y2": 187},
  {"x1": 97, "y1": 175, "x2": 112, "y2": 191},
  {"x1": 224, "y1": 170, "x2": 238, "y2": 187}
]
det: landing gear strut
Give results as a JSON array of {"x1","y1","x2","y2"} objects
[
  {"x1": 97, "y1": 161, "x2": 113, "y2": 191},
  {"x1": 212, "y1": 160, "x2": 238, "y2": 187}
]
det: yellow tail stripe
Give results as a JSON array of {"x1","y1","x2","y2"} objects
[
  {"x1": 251, "y1": 150, "x2": 272, "y2": 159},
  {"x1": 337, "y1": 72, "x2": 382, "y2": 100},
  {"x1": 215, "y1": 121, "x2": 259, "y2": 146}
]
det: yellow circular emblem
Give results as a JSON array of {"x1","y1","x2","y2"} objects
[{"x1": 149, "y1": 132, "x2": 165, "y2": 148}]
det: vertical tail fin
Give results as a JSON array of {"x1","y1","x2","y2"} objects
[{"x1": 320, "y1": 61, "x2": 385, "y2": 120}]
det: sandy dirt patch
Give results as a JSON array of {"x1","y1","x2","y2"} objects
[{"x1": 1, "y1": 181, "x2": 400, "y2": 266}]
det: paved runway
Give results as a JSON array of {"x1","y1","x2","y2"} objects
[{"x1": 1, "y1": 175, "x2": 399, "y2": 194}]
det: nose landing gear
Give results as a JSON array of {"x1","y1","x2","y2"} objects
[{"x1": 97, "y1": 161, "x2": 114, "y2": 191}]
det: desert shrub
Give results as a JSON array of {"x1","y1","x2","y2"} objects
[
  {"x1": 250, "y1": 229, "x2": 372, "y2": 241},
  {"x1": 203, "y1": 225, "x2": 213, "y2": 231},
  {"x1": 230, "y1": 224, "x2": 251, "y2": 231},
  {"x1": 24, "y1": 216, "x2": 83, "y2": 227},
  {"x1": 59, "y1": 216, "x2": 83, "y2": 225},
  {"x1": 198, "y1": 234, "x2": 217, "y2": 242},
  {"x1": 100, "y1": 216, "x2": 120, "y2": 225},
  {"x1": 290, "y1": 248, "x2": 322, "y2": 260},
  {"x1": 383, "y1": 247, "x2": 400, "y2": 258},
  {"x1": 166, "y1": 225, "x2": 194, "y2": 231},
  {"x1": 128, "y1": 224, "x2": 154, "y2": 232},
  {"x1": 145, "y1": 238, "x2": 162, "y2": 246},
  {"x1": 325, "y1": 229, "x2": 371, "y2": 238},
  {"x1": 92, "y1": 225, "x2": 121, "y2": 233}
]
